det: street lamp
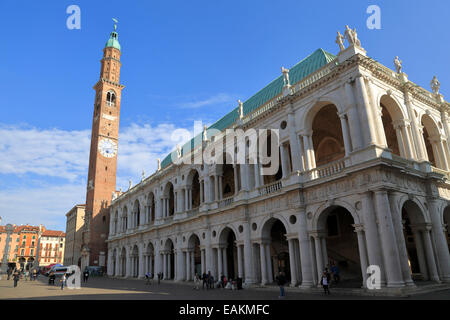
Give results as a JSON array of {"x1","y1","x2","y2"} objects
[{"x1": 0, "y1": 224, "x2": 14, "y2": 275}]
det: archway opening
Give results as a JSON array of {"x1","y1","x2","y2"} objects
[
  {"x1": 146, "y1": 243, "x2": 155, "y2": 276},
  {"x1": 312, "y1": 104, "x2": 345, "y2": 167},
  {"x1": 120, "y1": 248, "x2": 126, "y2": 277},
  {"x1": 270, "y1": 220, "x2": 290, "y2": 282},
  {"x1": 131, "y1": 245, "x2": 139, "y2": 278},
  {"x1": 164, "y1": 239, "x2": 175, "y2": 279},
  {"x1": 188, "y1": 235, "x2": 202, "y2": 278},
  {"x1": 317, "y1": 206, "x2": 362, "y2": 287},
  {"x1": 222, "y1": 164, "x2": 235, "y2": 198},
  {"x1": 401, "y1": 200, "x2": 435, "y2": 281},
  {"x1": 219, "y1": 227, "x2": 238, "y2": 280},
  {"x1": 381, "y1": 104, "x2": 400, "y2": 156},
  {"x1": 444, "y1": 206, "x2": 450, "y2": 248},
  {"x1": 262, "y1": 130, "x2": 283, "y2": 185}
]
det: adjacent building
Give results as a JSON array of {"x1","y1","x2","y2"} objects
[
  {"x1": 39, "y1": 230, "x2": 66, "y2": 267},
  {"x1": 63, "y1": 204, "x2": 86, "y2": 266}
]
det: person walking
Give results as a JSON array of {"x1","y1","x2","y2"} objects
[
  {"x1": 202, "y1": 272, "x2": 208, "y2": 290},
  {"x1": 32, "y1": 269, "x2": 37, "y2": 281},
  {"x1": 157, "y1": 272, "x2": 161, "y2": 285},
  {"x1": 61, "y1": 273, "x2": 67, "y2": 290},
  {"x1": 276, "y1": 272, "x2": 287, "y2": 299},
  {"x1": 321, "y1": 271, "x2": 330, "y2": 295},
  {"x1": 193, "y1": 273, "x2": 200, "y2": 290},
  {"x1": 145, "y1": 272, "x2": 152, "y2": 285},
  {"x1": 7, "y1": 268, "x2": 12, "y2": 280},
  {"x1": 331, "y1": 264, "x2": 340, "y2": 285},
  {"x1": 83, "y1": 269, "x2": 89, "y2": 283},
  {"x1": 13, "y1": 270, "x2": 20, "y2": 288}
]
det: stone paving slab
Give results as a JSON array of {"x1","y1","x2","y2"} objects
[{"x1": 1, "y1": 276, "x2": 449, "y2": 300}]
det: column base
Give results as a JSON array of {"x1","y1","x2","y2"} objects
[
  {"x1": 386, "y1": 281, "x2": 406, "y2": 288},
  {"x1": 298, "y1": 281, "x2": 314, "y2": 289}
]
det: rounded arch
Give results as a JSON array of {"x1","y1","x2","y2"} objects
[
  {"x1": 312, "y1": 200, "x2": 361, "y2": 231},
  {"x1": 163, "y1": 181, "x2": 175, "y2": 217},
  {"x1": 397, "y1": 195, "x2": 429, "y2": 224},
  {"x1": 147, "y1": 192, "x2": 156, "y2": 222},
  {"x1": 186, "y1": 168, "x2": 201, "y2": 209},
  {"x1": 217, "y1": 225, "x2": 239, "y2": 245},
  {"x1": 164, "y1": 237, "x2": 175, "y2": 251},
  {"x1": 106, "y1": 90, "x2": 117, "y2": 106},
  {"x1": 260, "y1": 215, "x2": 290, "y2": 240},
  {"x1": 421, "y1": 113, "x2": 443, "y2": 168},
  {"x1": 379, "y1": 94, "x2": 407, "y2": 121},
  {"x1": 132, "y1": 199, "x2": 141, "y2": 227},
  {"x1": 302, "y1": 99, "x2": 345, "y2": 132}
]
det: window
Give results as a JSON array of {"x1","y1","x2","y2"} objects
[
  {"x1": 30, "y1": 249, "x2": 34, "y2": 256},
  {"x1": 106, "y1": 91, "x2": 116, "y2": 106},
  {"x1": 20, "y1": 249, "x2": 24, "y2": 255}
]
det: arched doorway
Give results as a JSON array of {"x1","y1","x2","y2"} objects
[
  {"x1": 187, "y1": 234, "x2": 202, "y2": 280},
  {"x1": 163, "y1": 239, "x2": 175, "y2": 279},
  {"x1": 221, "y1": 164, "x2": 235, "y2": 198},
  {"x1": 402, "y1": 200, "x2": 439, "y2": 282},
  {"x1": 163, "y1": 182, "x2": 175, "y2": 217},
  {"x1": 312, "y1": 104, "x2": 345, "y2": 167},
  {"x1": 133, "y1": 200, "x2": 140, "y2": 228},
  {"x1": 121, "y1": 206, "x2": 128, "y2": 232},
  {"x1": 421, "y1": 114, "x2": 448, "y2": 170},
  {"x1": 262, "y1": 130, "x2": 283, "y2": 185},
  {"x1": 379, "y1": 95, "x2": 406, "y2": 157},
  {"x1": 187, "y1": 170, "x2": 201, "y2": 210},
  {"x1": 146, "y1": 243, "x2": 155, "y2": 276},
  {"x1": 261, "y1": 218, "x2": 291, "y2": 284},
  {"x1": 147, "y1": 192, "x2": 155, "y2": 223},
  {"x1": 131, "y1": 245, "x2": 139, "y2": 278},
  {"x1": 120, "y1": 247, "x2": 126, "y2": 277},
  {"x1": 315, "y1": 206, "x2": 362, "y2": 287},
  {"x1": 218, "y1": 227, "x2": 238, "y2": 280}
]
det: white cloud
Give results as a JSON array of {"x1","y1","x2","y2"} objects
[
  {"x1": 180, "y1": 93, "x2": 233, "y2": 109},
  {"x1": 0, "y1": 122, "x2": 194, "y2": 230}
]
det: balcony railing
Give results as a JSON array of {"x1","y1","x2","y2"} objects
[
  {"x1": 309, "y1": 158, "x2": 346, "y2": 179},
  {"x1": 259, "y1": 181, "x2": 283, "y2": 196},
  {"x1": 218, "y1": 196, "x2": 234, "y2": 208}
]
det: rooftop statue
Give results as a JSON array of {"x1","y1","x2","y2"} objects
[
  {"x1": 394, "y1": 56, "x2": 402, "y2": 74},
  {"x1": 336, "y1": 31, "x2": 345, "y2": 51},
  {"x1": 203, "y1": 125, "x2": 208, "y2": 141},
  {"x1": 431, "y1": 76, "x2": 440, "y2": 95},
  {"x1": 238, "y1": 100, "x2": 244, "y2": 119},
  {"x1": 157, "y1": 158, "x2": 161, "y2": 171},
  {"x1": 281, "y1": 67, "x2": 290, "y2": 87}
]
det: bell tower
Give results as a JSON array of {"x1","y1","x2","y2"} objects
[{"x1": 82, "y1": 20, "x2": 124, "y2": 270}]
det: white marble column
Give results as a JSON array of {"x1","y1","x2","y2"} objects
[
  {"x1": 280, "y1": 143, "x2": 289, "y2": 179},
  {"x1": 298, "y1": 208, "x2": 314, "y2": 287},
  {"x1": 265, "y1": 244, "x2": 273, "y2": 283},
  {"x1": 233, "y1": 166, "x2": 239, "y2": 195},
  {"x1": 237, "y1": 245, "x2": 244, "y2": 279},
  {"x1": 190, "y1": 251, "x2": 195, "y2": 278},
  {"x1": 254, "y1": 164, "x2": 261, "y2": 189},
  {"x1": 214, "y1": 176, "x2": 219, "y2": 201},
  {"x1": 302, "y1": 135, "x2": 312, "y2": 171},
  {"x1": 287, "y1": 106, "x2": 303, "y2": 172},
  {"x1": 373, "y1": 190, "x2": 404, "y2": 287},
  {"x1": 201, "y1": 249, "x2": 205, "y2": 274},
  {"x1": 218, "y1": 175, "x2": 223, "y2": 200},
  {"x1": 288, "y1": 239, "x2": 298, "y2": 286},
  {"x1": 218, "y1": 247, "x2": 223, "y2": 278},
  {"x1": 185, "y1": 251, "x2": 191, "y2": 281},
  {"x1": 138, "y1": 244, "x2": 144, "y2": 278},
  {"x1": 361, "y1": 192, "x2": 386, "y2": 286},
  {"x1": 412, "y1": 229, "x2": 429, "y2": 280},
  {"x1": 428, "y1": 200, "x2": 450, "y2": 282},
  {"x1": 163, "y1": 253, "x2": 167, "y2": 279},
  {"x1": 223, "y1": 248, "x2": 228, "y2": 278},
  {"x1": 339, "y1": 113, "x2": 352, "y2": 156},
  {"x1": 243, "y1": 222, "x2": 255, "y2": 284},
  {"x1": 259, "y1": 244, "x2": 267, "y2": 285},
  {"x1": 313, "y1": 235, "x2": 323, "y2": 283},
  {"x1": 404, "y1": 90, "x2": 426, "y2": 161},
  {"x1": 355, "y1": 75, "x2": 377, "y2": 146},
  {"x1": 422, "y1": 227, "x2": 440, "y2": 282},
  {"x1": 353, "y1": 225, "x2": 369, "y2": 287},
  {"x1": 344, "y1": 82, "x2": 363, "y2": 150}
]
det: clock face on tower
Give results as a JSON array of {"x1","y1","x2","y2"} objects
[{"x1": 98, "y1": 138, "x2": 117, "y2": 158}]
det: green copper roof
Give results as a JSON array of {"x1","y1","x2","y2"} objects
[
  {"x1": 161, "y1": 48, "x2": 336, "y2": 169},
  {"x1": 105, "y1": 31, "x2": 121, "y2": 51}
]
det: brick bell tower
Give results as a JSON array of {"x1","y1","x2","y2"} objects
[{"x1": 82, "y1": 20, "x2": 124, "y2": 270}]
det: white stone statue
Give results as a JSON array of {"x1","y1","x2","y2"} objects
[
  {"x1": 352, "y1": 28, "x2": 361, "y2": 47},
  {"x1": 142, "y1": 169, "x2": 145, "y2": 180},
  {"x1": 128, "y1": 179, "x2": 132, "y2": 190},
  {"x1": 344, "y1": 25, "x2": 354, "y2": 45},
  {"x1": 176, "y1": 144, "x2": 181, "y2": 158},
  {"x1": 281, "y1": 67, "x2": 290, "y2": 87},
  {"x1": 237, "y1": 99, "x2": 244, "y2": 119},
  {"x1": 157, "y1": 158, "x2": 161, "y2": 171},
  {"x1": 394, "y1": 56, "x2": 402, "y2": 74},
  {"x1": 431, "y1": 76, "x2": 440, "y2": 95},
  {"x1": 203, "y1": 125, "x2": 208, "y2": 141},
  {"x1": 336, "y1": 31, "x2": 345, "y2": 51}
]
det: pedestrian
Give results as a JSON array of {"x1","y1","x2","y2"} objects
[
  {"x1": 193, "y1": 273, "x2": 200, "y2": 290},
  {"x1": 157, "y1": 272, "x2": 161, "y2": 285},
  {"x1": 275, "y1": 271, "x2": 287, "y2": 298},
  {"x1": 61, "y1": 273, "x2": 67, "y2": 290},
  {"x1": 145, "y1": 272, "x2": 152, "y2": 285},
  {"x1": 32, "y1": 269, "x2": 37, "y2": 281},
  {"x1": 209, "y1": 275, "x2": 214, "y2": 289},
  {"x1": 7, "y1": 268, "x2": 11, "y2": 280},
  {"x1": 29, "y1": 269, "x2": 33, "y2": 281},
  {"x1": 331, "y1": 263, "x2": 340, "y2": 285},
  {"x1": 83, "y1": 269, "x2": 89, "y2": 283},
  {"x1": 13, "y1": 270, "x2": 19, "y2": 288},
  {"x1": 202, "y1": 272, "x2": 209, "y2": 290},
  {"x1": 321, "y1": 271, "x2": 330, "y2": 295}
]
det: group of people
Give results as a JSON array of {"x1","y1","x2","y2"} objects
[
  {"x1": 320, "y1": 263, "x2": 341, "y2": 295},
  {"x1": 198, "y1": 272, "x2": 242, "y2": 290},
  {"x1": 144, "y1": 272, "x2": 164, "y2": 285},
  {"x1": 7, "y1": 267, "x2": 39, "y2": 287}
]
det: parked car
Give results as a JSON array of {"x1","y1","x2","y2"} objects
[{"x1": 84, "y1": 266, "x2": 104, "y2": 276}]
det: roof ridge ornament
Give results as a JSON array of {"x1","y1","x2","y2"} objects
[
  {"x1": 112, "y1": 18, "x2": 118, "y2": 32},
  {"x1": 281, "y1": 67, "x2": 293, "y2": 96}
]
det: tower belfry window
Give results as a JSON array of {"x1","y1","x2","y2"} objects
[{"x1": 106, "y1": 91, "x2": 116, "y2": 106}]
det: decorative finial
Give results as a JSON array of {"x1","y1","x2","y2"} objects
[
  {"x1": 431, "y1": 76, "x2": 440, "y2": 95},
  {"x1": 237, "y1": 100, "x2": 244, "y2": 119},
  {"x1": 112, "y1": 18, "x2": 118, "y2": 31}
]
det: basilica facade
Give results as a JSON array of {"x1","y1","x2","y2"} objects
[{"x1": 104, "y1": 27, "x2": 450, "y2": 289}]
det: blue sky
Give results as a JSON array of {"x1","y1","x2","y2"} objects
[{"x1": 0, "y1": 0, "x2": 449, "y2": 230}]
